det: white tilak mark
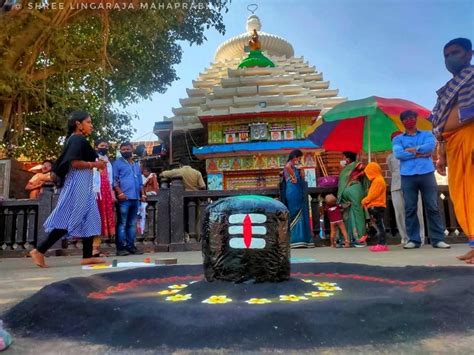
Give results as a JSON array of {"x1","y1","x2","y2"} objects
[
  {"x1": 229, "y1": 214, "x2": 267, "y2": 224},
  {"x1": 229, "y1": 238, "x2": 266, "y2": 249},
  {"x1": 228, "y1": 226, "x2": 267, "y2": 235}
]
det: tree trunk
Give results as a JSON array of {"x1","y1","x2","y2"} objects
[{"x1": 0, "y1": 100, "x2": 13, "y2": 146}]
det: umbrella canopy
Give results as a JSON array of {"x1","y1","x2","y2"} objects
[{"x1": 306, "y1": 96, "x2": 432, "y2": 155}]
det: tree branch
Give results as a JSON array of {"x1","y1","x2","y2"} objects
[{"x1": 30, "y1": 61, "x2": 97, "y2": 81}]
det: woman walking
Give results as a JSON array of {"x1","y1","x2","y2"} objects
[{"x1": 30, "y1": 111, "x2": 106, "y2": 267}]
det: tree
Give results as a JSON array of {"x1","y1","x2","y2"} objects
[{"x1": 0, "y1": 0, "x2": 229, "y2": 159}]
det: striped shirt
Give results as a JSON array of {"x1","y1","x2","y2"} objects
[{"x1": 430, "y1": 65, "x2": 474, "y2": 137}]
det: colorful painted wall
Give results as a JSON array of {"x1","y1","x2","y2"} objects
[
  {"x1": 206, "y1": 151, "x2": 318, "y2": 190},
  {"x1": 199, "y1": 114, "x2": 321, "y2": 190},
  {"x1": 207, "y1": 116, "x2": 313, "y2": 144}
]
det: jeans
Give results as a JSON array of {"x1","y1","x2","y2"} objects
[
  {"x1": 116, "y1": 199, "x2": 139, "y2": 251},
  {"x1": 401, "y1": 173, "x2": 445, "y2": 245},
  {"x1": 391, "y1": 190, "x2": 425, "y2": 245},
  {"x1": 368, "y1": 207, "x2": 386, "y2": 245}
]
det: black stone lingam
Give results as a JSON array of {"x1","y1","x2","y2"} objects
[{"x1": 202, "y1": 195, "x2": 290, "y2": 283}]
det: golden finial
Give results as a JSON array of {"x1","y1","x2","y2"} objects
[{"x1": 248, "y1": 29, "x2": 261, "y2": 51}]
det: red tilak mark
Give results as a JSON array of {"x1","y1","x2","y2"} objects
[{"x1": 243, "y1": 214, "x2": 252, "y2": 248}]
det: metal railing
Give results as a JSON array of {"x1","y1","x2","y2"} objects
[
  {"x1": 0, "y1": 179, "x2": 467, "y2": 257},
  {"x1": 0, "y1": 199, "x2": 39, "y2": 252}
]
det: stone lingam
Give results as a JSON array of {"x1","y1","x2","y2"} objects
[{"x1": 202, "y1": 195, "x2": 290, "y2": 282}]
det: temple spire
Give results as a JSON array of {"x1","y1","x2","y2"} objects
[{"x1": 238, "y1": 5, "x2": 275, "y2": 68}]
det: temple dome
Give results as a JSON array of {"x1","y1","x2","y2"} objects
[
  {"x1": 165, "y1": 13, "x2": 346, "y2": 132},
  {"x1": 214, "y1": 15, "x2": 294, "y2": 62}
]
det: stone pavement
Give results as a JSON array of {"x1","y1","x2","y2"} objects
[{"x1": 0, "y1": 244, "x2": 472, "y2": 354}]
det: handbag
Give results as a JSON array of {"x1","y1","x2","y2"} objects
[{"x1": 317, "y1": 175, "x2": 339, "y2": 187}]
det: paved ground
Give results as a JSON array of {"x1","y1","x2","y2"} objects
[{"x1": 0, "y1": 244, "x2": 473, "y2": 354}]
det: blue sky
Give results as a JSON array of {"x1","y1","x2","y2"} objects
[{"x1": 126, "y1": 0, "x2": 473, "y2": 140}]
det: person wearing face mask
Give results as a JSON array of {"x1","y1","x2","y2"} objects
[
  {"x1": 337, "y1": 151, "x2": 369, "y2": 246},
  {"x1": 387, "y1": 131, "x2": 425, "y2": 246},
  {"x1": 392, "y1": 110, "x2": 450, "y2": 250},
  {"x1": 113, "y1": 142, "x2": 145, "y2": 256},
  {"x1": 430, "y1": 38, "x2": 474, "y2": 263},
  {"x1": 91, "y1": 138, "x2": 115, "y2": 257}
]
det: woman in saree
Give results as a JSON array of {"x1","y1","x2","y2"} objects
[
  {"x1": 337, "y1": 151, "x2": 368, "y2": 245},
  {"x1": 281, "y1": 149, "x2": 314, "y2": 248}
]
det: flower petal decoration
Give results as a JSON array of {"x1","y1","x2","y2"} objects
[
  {"x1": 279, "y1": 295, "x2": 308, "y2": 302},
  {"x1": 304, "y1": 291, "x2": 334, "y2": 298},
  {"x1": 168, "y1": 284, "x2": 188, "y2": 289},
  {"x1": 313, "y1": 282, "x2": 337, "y2": 287},
  {"x1": 245, "y1": 298, "x2": 272, "y2": 304},
  {"x1": 165, "y1": 294, "x2": 192, "y2": 302},
  {"x1": 202, "y1": 295, "x2": 233, "y2": 304},
  {"x1": 317, "y1": 286, "x2": 342, "y2": 291},
  {"x1": 312, "y1": 282, "x2": 342, "y2": 291},
  {"x1": 157, "y1": 289, "x2": 181, "y2": 295},
  {"x1": 301, "y1": 279, "x2": 314, "y2": 283}
]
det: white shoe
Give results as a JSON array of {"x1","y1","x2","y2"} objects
[
  {"x1": 403, "y1": 242, "x2": 419, "y2": 249},
  {"x1": 433, "y1": 241, "x2": 451, "y2": 249}
]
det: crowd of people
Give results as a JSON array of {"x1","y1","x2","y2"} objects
[
  {"x1": 28, "y1": 111, "x2": 206, "y2": 268},
  {"x1": 27, "y1": 37, "x2": 472, "y2": 267},
  {"x1": 282, "y1": 37, "x2": 473, "y2": 263}
]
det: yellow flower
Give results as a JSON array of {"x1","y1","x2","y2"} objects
[
  {"x1": 313, "y1": 282, "x2": 337, "y2": 287},
  {"x1": 168, "y1": 284, "x2": 188, "y2": 289},
  {"x1": 202, "y1": 295, "x2": 232, "y2": 304},
  {"x1": 313, "y1": 282, "x2": 342, "y2": 291},
  {"x1": 245, "y1": 298, "x2": 272, "y2": 304},
  {"x1": 301, "y1": 279, "x2": 314, "y2": 283},
  {"x1": 157, "y1": 289, "x2": 180, "y2": 295},
  {"x1": 304, "y1": 291, "x2": 334, "y2": 298},
  {"x1": 279, "y1": 295, "x2": 308, "y2": 302},
  {"x1": 317, "y1": 286, "x2": 342, "y2": 291},
  {"x1": 166, "y1": 294, "x2": 192, "y2": 302}
]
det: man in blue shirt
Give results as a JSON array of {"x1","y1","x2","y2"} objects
[
  {"x1": 392, "y1": 110, "x2": 450, "y2": 249},
  {"x1": 113, "y1": 142, "x2": 145, "y2": 256}
]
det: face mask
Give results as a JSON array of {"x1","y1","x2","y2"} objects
[
  {"x1": 121, "y1": 152, "x2": 132, "y2": 159},
  {"x1": 97, "y1": 148, "x2": 108, "y2": 156},
  {"x1": 340, "y1": 160, "x2": 347, "y2": 167},
  {"x1": 403, "y1": 118, "x2": 417, "y2": 130},
  {"x1": 445, "y1": 54, "x2": 466, "y2": 75}
]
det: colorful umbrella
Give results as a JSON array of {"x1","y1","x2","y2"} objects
[{"x1": 305, "y1": 96, "x2": 432, "y2": 160}]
